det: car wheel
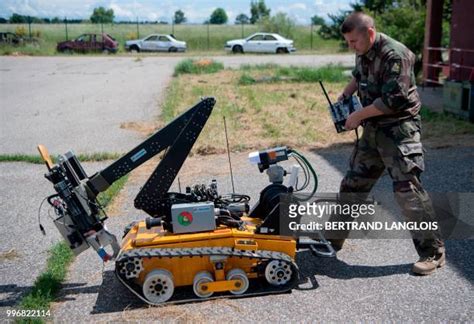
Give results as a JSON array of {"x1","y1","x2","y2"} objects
[
  {"x1": 168, "y1": 47, "x2": 178, "y2": 53},
  {"x1": 130, "y1": 45, "x2": 140, "y2": 53},
  {"x1": 232, "y1": 45, "x2": 243, "y2": 54},
  {"x1": 276, "y1": 47, "x2": 288, "y2": 54}
]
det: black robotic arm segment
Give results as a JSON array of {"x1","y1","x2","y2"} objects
[
  {"x1": 88, "y1": 97, "x2": 216, "y2": 194},
  {"x1": 135, "y1": 97, "x2": 216, "y2": 217}
]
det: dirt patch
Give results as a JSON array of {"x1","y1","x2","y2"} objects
[
  {"x1": 120, "y1": 120, "x2": 163, "y2": 137},
  {"x1": 0, "y1": 249, "x2": 20, "y2": 261}
]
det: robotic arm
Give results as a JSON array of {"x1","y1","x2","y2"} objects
[{"x1": 38, "y1": 97, "x2": 216, "y2": 261}]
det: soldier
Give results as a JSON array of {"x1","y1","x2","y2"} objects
[{"x1": 332, "y1": 12, "x2": 445, "y2": 275}]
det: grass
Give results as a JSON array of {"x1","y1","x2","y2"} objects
[
  {"x1": 18, "y1": 242, "x2": 73, "y2": 323},
  {"x1": 161, "y1": 63, "x2": 355, "y2": 152},
  {"x1": 420, "y1": 106, "x2": 474, "y2": 138},
  {"x1": 174, "y1": 58, "x2": 224, "y2": 76},
  {"x1": 160, "y1": 63, "x2": 474, "y2": 154},
  {"x1": 0, "y1": 152, "x2": 122, "y2": 164},
  {"x1": 237, "y1": 65, "x2": 346, "y2": 84},
  {"x1": 0, "y1": 23, "x2": 342, "y2": 56},
  {"x1": 97, "y1": 174, "x2": 129, "y2": 207},
  {"x1": 16, "y1": 173, "x2": 128, "y2": 323}
]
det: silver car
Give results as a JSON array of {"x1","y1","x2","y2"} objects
[
  {"x1": 225, "y1": 32, "x2": 296, "y2": 54},
  {"x1": 125, "y1": 34, "x2": 186, "y2": 53}
]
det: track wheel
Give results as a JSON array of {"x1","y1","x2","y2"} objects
[
  {"x1": 265, "y1": 260, "x2": 292, "y2": 286},
  {"x1": 142, "y1": 269, "x2": 174, "y2": 303},
  {"x1": 226, "y1": 269, "x2": 249, "y2": 295},
  {"x1": 193, "y1": 271, "x2": 214, "y2": 298}
]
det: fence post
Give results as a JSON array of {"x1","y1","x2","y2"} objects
[
  {"x1": 207, "y1": 22, "x2": 210, "y2": 50},
  {"x1": 64, "y1": 17, "x2": 68, "y2": 41},
  {"x1": 27, "y1": 16, "x2": 32, "y2": 38},
  {"x1": 136, "y1": 17, "x2": 139, "y2": 38}
]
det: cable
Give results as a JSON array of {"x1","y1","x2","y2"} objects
[
  {"x1": 37, "y1": 196, "x2": 49, "y2": 235},
  {"x1": 291, "y1": 153, "x2": 310, "y2": 191},
  {"x1": 288, "y1": 149, "x2": 318, "y2": 201}
]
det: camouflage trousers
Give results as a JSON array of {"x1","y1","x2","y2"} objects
[{"x1": 339, "y1": 116, "x2": 444, "y2": 257}]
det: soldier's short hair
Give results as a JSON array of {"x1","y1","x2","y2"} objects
[{"x1": 341, "y1": 12, "x2": 375, "y2": 34}]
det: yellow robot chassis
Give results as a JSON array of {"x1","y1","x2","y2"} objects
[{"x1": 38, "y1": 97, "x2": 334, "y2": 305}]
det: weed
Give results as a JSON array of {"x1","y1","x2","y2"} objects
[
  {"x1": 0, "y1": 152, "x2": 121, "y2": 164},
  {"x1": 18, "y1": 242, "x2": 74, "y2": 323},
  {"x1": 174, "y1": 58, "x2": 224, "y2": 76},
  {"x1": 238, "y1": 73, "x2": 256, "y2": 85}
]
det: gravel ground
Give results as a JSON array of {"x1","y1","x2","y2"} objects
[
  {"x1": 0, "y1": 54, "x2": 352, "y2": 155},
  {"x1": 50, "y1": 146, "x2": 474, "y2": 323}
]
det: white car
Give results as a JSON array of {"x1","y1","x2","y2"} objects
[
  {"x1": 225, "y1": 32, "x2": 296, "y2": 54},
  {"x1": 125, "y1": 34, "x2": 186, "y2": 53}
]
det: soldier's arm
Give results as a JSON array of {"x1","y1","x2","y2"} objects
[
  {"x1": 345, "y1": 104, "x2": 385, "y2": 130},
  {"x1": 372, "y1": 53, "x2": 413, "y2": 113}
]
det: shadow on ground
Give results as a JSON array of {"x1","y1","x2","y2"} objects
[
  {"x1": 310, "y1": 144, "x2": 474, "y2": 285},
  {"x1": 50, "y1": 247, "x2": 422, "y2": 315}
]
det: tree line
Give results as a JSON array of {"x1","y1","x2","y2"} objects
[{"x1": 1, "y1": 0, "x2": 326, "y2": 26}]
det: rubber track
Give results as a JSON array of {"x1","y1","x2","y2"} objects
[{"x1": 115, "y1": 246, "x2": 300, "y2": 305}]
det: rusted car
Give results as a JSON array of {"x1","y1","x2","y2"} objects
[
  {"x1": 57, "y1": 33, "x2": 118, "y2": 54},
  {"x1": 0, "y1": 32, "x2": 22, "y2": 45}
]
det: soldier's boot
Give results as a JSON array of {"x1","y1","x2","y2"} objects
[
  {"x1": 412, "y1": 252, "x2": 446, "y2": 275},
  {"x1": 328, "y1": 239, "x2": 345, "y2": 251}
]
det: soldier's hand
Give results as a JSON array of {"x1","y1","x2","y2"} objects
[
  {"x1": 345, "y1": 112, "x2": 362, "y2": 130},
  {"x1": 337, "y1": 93, "x2": 347, "y2": 102}
]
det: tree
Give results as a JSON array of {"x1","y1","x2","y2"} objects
[
  {"x1": 317, "y1": 10, "x2": 350, "y2": 41},
  {"x1": 259, "y1": 12, "x2": 296, "y2": 38},
  {"x1": 311, "y1": 15, "x2": 325, "y2": 25},
  {"x1": 174, "y1": 10, "x2": 186, "y2": 24},
  {"x1": 373, "y1": 4, "x2": 425, "y2": 56},
  {"x1": 250, "y1": 0, "x2": 271, "y2": 24},
  {"x1": 10, "y1": 13, "x2": 27, "y2": 23},
  {"x1": 210, "y1": 8, "x2": 228, "y2": 24},
  {"x1": 235, "y1": 13, "x2": 250, "y2": 24},
  {"x1": 90, "y1": 7, "x2": 114, "y2": 24}
]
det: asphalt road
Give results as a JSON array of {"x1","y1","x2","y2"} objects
[
  {"x1": 0, "y1": 54, "x2": 353, "y2": 155},
  {"x1": 0, "y1": 55, "x2": 472, "y2": 322},
  {"x1": 51, "y1": 147, "x2": 474, "y2": 322}
]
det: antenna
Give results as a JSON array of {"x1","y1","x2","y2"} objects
[
  {"x1": 223, "y1": 116, "x2": 235, "y2": 194},
  {"x1": 319, "y1": 80, "x2": 334, "y2": 109}
]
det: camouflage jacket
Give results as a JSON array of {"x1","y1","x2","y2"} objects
[{"x1": 352, "y1": 32, "x2": 421, "y2": 123}]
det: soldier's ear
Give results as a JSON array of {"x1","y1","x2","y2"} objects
[{"x1": 368, "y1": 27, "x2": 376, "y2": 42}]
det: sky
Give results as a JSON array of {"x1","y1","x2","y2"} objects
[{"x1": 0, "y1": 0, "x2": 353, "y2": 24}]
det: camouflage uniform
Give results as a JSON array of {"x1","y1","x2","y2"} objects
[{"x1": 341, "y1": 33, "x2": 444, "y2": 257}]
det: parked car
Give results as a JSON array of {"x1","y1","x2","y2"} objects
[
  {"x1": 0, "y1": 32, "x2": 22, "y2": 45},
  {"x1": 57, "y1": 33, "x2": 118, "y2": 54},
  {"x1": 225, "y1": 33, "x2": 296, "y2": 54},
  {"x1": 125, "y1": 34, "x2": 186, "y2": 53}
]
